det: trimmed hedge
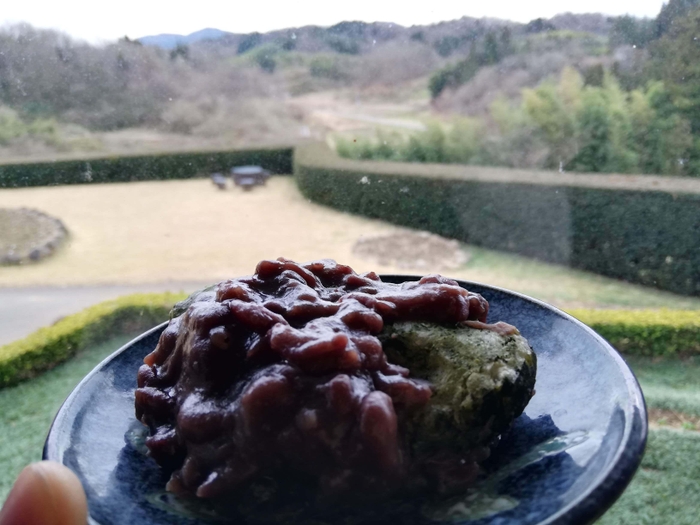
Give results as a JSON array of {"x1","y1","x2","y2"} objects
[
  {"x1": 295, "y1": 143, "x2": 700, "y2": 297},
  {"x1": 0, "y1": 147, "x2": 294, "y2": 188},
  {"x1": 0, "y1": 292, "x2": 186, "y2": 388},
  {"x1": 571, "y1": 309, "x2": 700, "y2": 357}
]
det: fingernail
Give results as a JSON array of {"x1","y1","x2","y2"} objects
[{"x1": 0, "y1": 462, "x2": 87, "y2": 525}]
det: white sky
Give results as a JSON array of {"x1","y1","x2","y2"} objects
[{"x1": 1, "y1": 0, "x2": 667, "y2": 44}]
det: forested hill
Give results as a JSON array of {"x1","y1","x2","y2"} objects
[
  {"x1": 137, "y1": 13, "x2": 613, "y2": 54},
  {"x1": 335, "y1": 0, "x2": 700, "y2": 177}
]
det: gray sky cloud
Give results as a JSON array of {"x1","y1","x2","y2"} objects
[{"x1": 2, "y1": 0, "x2": 667, "y2": 43}]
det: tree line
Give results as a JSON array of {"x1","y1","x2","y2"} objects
[{"x1": 342, "y1": 0, "x2": 700, "y2": 176}]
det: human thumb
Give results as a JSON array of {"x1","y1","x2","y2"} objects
[{"x1": 0, "y1": 462, "x2": 87, "y2": 525}]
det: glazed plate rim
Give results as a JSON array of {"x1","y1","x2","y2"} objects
[{"x1": 44, "y1": 277, "x2": 648, "y2": 525}]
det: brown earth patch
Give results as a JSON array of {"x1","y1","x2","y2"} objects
[{"x1": 353, "y1": 230, "x2": 469, "y2": 271}]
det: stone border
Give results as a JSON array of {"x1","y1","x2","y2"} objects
[{"x1": 0, "y1": 208, "x2": 68, "y2": 265}]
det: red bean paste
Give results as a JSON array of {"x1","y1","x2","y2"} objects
[{"x1": 135, "y1": 258, "x2": 490, "y2": 500}]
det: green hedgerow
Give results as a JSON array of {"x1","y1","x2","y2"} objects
[
  {"x1": 0, "y1": 292, "x2": 186, "y2": 388},
  {"x1": 570, "y1": 309, "x2": 700, "y2": 357},
  {"x1": 295, "y1": 142, "x2": 700, "y2": 297},
  {"x1": 0, "y1": 147, "x2": 293, "y2": 188}
]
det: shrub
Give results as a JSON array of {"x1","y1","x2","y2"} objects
[
  {"x1": 571, "y1": 309, "x2": 700, "y2": 357},
  {"x1": 159, "y1": 99, "x2": 207, "y2": 134},
  {"x1": 335, "y1": 135, "x2": 398, "y2": 161},
  {"x1": 608, "y1": 15, "x2": 656, "y2": 48},
  {"x1": 434, "y1": 36, "x2": 463, "y2": 57},
  {"x1": 326, "y1": 36, "x2": 360, "y2": 55},
  {"x1": 353, "y1": 42, "x2": 439, "y2": 87},
  {"x1": 336, "y1": 120, "x2": 485, "y2": 166},
  {"x1": 0, "y1": 292, "x2": 186, "y2": 388},
  {"x1": 429, "y1": 30, "x2": 515, "y2": 98},
  {"x1": 169, "y1": 43, "x2": 189, "y2": 61},
  {"x1": 247, "y1": 44, "x2": 279, "y2": 73},
  {"x1": 525, "y1": 18, "x2": 556, "y2": 34},
  {"x1": 309, "y1": 56, "x2": 345, "y2": 80},
  {"x1": 429, "y1": 58, "x2": 480, "y2": 99},
  {"x1": 0, "y1": 146, "x2": 294, "y2": 188},
  {"x1": 0, "y1": 106, "x2": 63, "y2": 147},
  {"x1": 0, "y1": 107, "x2": 27, "y2": 144},
  {"x1": 237, "y1": 33, "x2": 263, "y2": 54}
]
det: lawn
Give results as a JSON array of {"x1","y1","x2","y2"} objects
[
  {"x1": 599, "y1": 429, "x2": 700, "y2": 525},
  {"x1": 598, "y1": 355, "x2": 700, "y2": 524},
  {"x1": 0, "y1": 334, "x2": 136, "y2": 501},
  {"x1": 0, "y1": 333, "x2": 698, "y2": 524}
]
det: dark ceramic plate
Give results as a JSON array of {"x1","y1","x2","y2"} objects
[{"x1": 44, "y1": 278, "x2": 647, "y2": 525}]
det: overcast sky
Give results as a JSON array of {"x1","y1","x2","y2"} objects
[{"x1": 1, "y1": 0, "x2": 668, "y2": 43}]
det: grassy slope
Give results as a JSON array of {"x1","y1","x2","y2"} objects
[{"x1": 0, "y1": 336, "x2": 699, "y2": 525}]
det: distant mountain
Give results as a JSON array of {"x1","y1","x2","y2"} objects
[
  {"x1": 137, "y1": 19, "x2": 512, "y2": 56},
  {"x1": 138, "y1": 28, "x2": 233, "y2": 49},
  {"x1": 137, "y1": 13, "x2": 616, "y2": 55}
]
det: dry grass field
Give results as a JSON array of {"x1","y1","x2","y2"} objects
[
  {"x1": 0, "y1": 177, "x2": 404, "y2": 286},
  {"x1": 0, "y1": 175, "x2": 698, "y2": 310}
]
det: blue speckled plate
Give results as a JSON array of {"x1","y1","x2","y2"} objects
[{"x1": 44, "y1": 278, "x2": 647, "y2": 525}]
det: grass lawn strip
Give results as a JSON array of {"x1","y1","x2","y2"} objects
[{"x1": 0, "y1": 334, "x2": 134, "y2": 502}]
